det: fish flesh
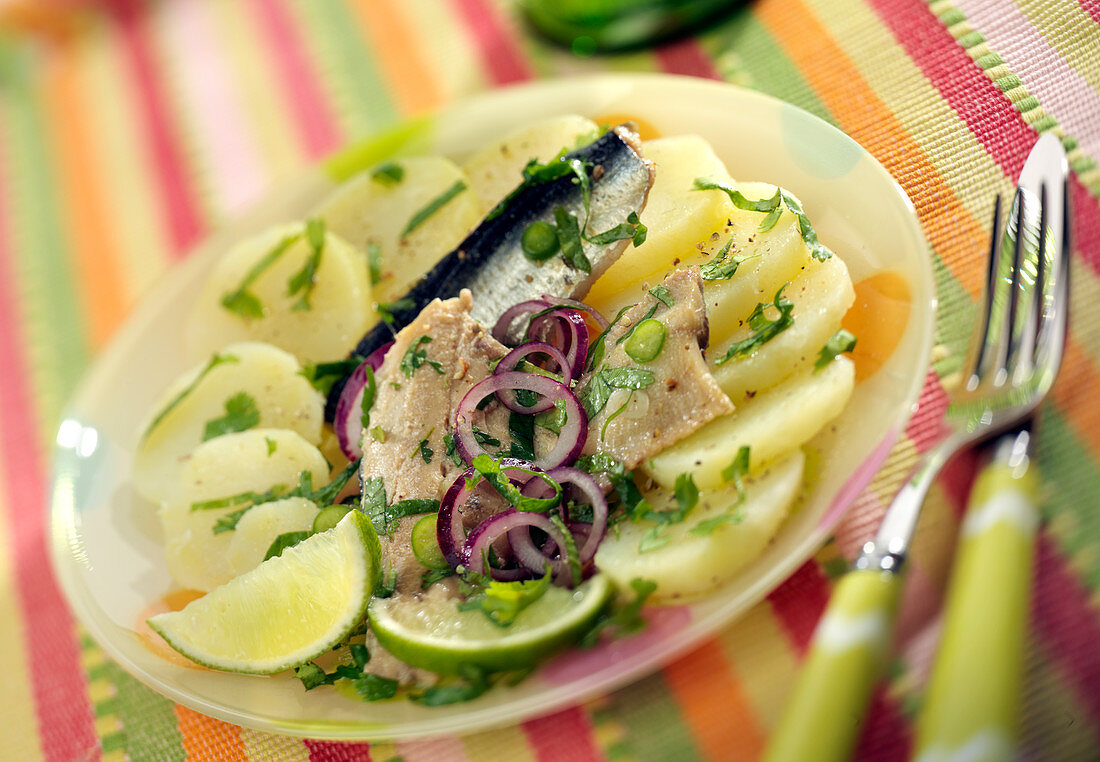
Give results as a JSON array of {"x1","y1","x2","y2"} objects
[{"x1": 326, "y1": 124, "x2": 654, "y2": 418}]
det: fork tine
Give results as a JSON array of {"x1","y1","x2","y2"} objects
[
  {"x1": 1001, "y1": 189, "x2": 1029, "y2": 384},
  {"x1": 1013, "y1": 183, "x2": 1047, "y2": 381},
  {"x1": 1035, "y1": 176, "x2": 1072, "y2": 376},
  {"x1": 968, "y1": 195, "x2": 1002, "y2": 391}
]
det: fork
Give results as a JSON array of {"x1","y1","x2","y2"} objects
[{"x1": 762, "y1": 133, "x2": 1070, "y2": 762}]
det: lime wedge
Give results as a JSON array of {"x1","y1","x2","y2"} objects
[
  {"x1": 368, "y1": 574, "x2": 614, "y2": 674},
  {"x1": 148, "y1": 511, "x2": 381, "y2": 674}
]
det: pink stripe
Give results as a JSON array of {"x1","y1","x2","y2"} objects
[
  {"x1": 395, "y1": 736, "x2": 471, "y2": 761},
  {"x1": 905, "y1": 372, "x2": 950, "y2": 453},
  {"x1": 522, "y1": 705, "x2": 605, "y2": 762},
  {"x1": 766, "y1": 561, "x2": 831, "y2": 653},
  {"x1": 955, "y1": 0, "x2": 1100, "y2": 162},
  {"x1": 244, "y1": 0, "x2": 343, "y2": 158},
  {"x1": 449, "y1": 0, "x2": 534, "y2": 85},
  {"x1": 819, "y1": 424, "x2": 898, "y2": 529},
  {"x1": 854, "y1": 689, "x2": 913, "y2": 762},
  {"x1": 1031, "y1": 535, "x2": 1100, "y2": 728},
  {"x1": 1080, "y1": 0, "x2": 1100, "y2": 25},
  {"x1": 0, "y1": 139, "x2": 97, "y2": 760},
  {"x1": 869, "y1": 0, "x2": 1100, "y2": 280},
  {"x1": 106, "y1": 0, "x2": 204, "y2": 255},
  {"x1": 163, "y1": 0, "x2": 270, "y2": 215},
  {"x1": 653, "y1": 37, "x2": 723, "y2": 80},
  {"x1": 304, "y1": 740, "x2": 373, "y2": 760}
]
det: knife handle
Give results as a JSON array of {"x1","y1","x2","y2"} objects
[
  {"x1": 914, "y1": 434, "x2": 1040, "y2": 762},
  {"x1": 763, "y1": 567, "x2": 903, "y2": 762}
]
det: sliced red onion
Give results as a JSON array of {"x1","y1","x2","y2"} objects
[
  {"x1": 364, "y1": 340, "x2": 393, "y2": 371},
  {"x1": 454, "y1": 372, "x2": 587, "y2": 469},
  {"x1": 539, "y1": 294, "x2": 609, "y2": 331},
  {"x1": 464, "y1": 509, "x2": 564, "y2": 581},
  {"x1": 334, "y1": 361, "x2": 375, "y2": 460},
  {"x1": 492, "y1": 299, "x2": 552, "y2": 345},
  {"x1": 545, "y1": 466, "x2": 608, "y2": 566},
  {"x1": 436, "y1": 458, "x2": 545, "y2": 569},
  {"x1": 492, "y1": 342, "x2": 571, "y2": 412},
  {"x1": 528, "y1": 308, "x2": 589, "y2": 379}
]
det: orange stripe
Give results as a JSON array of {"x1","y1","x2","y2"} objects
[
  {"x1": 347, "y1": 0, "x2": 443, "y2": 116},
  {"x1": 42, "y1": 39, "x2": 129, "y2": 349},
  {"x1": 662, "y1": 639, "x2": 765, "y2": 760},
  {"x1": 174, "y1": 705, "x2": 248, "y2": 760},
  {"x1": 754, "y1": 0, "x2": 988, "y2": 299},
  {"x1": 1053, "y1": 340, "x2": 1100, "y2": 453}
]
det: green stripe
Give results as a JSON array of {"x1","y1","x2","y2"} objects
[
  {"x1": 0, "y1": 44, "x2": 90, "y2": 439},
  {"x1": 101, "y1": 660, "x2": 186, "y2": 761},
  {"x1": 1038, "y1": 411, "x2": 1100, "y2": 591},
  {"x1": 929, "y1": 249, "x2": 978, "y2": 379},
  {"x1": 100, "y1": 732, "x2": 127, "y2": 754},
  {"x1": 288, "y1": 0, "x2": 398, "y2": 138},
  {"x1": 606, "y1": 671, "x2": 704, "y2": 760},
  {"x1": 702, "y1": 14, "x2": 835, "y2": 128},
  {"x1": 930, "y1": 0, "x2": 1100, "y2": 197}
]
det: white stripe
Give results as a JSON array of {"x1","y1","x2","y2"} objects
[
  {"x1": 961, "y1": 489, "x2": 1038, "y2": 539},
  {"x1": 814, "y1": 610, "x2": 888, "y2": 654},
  {"x1": 914, "y1": 728, "x2": 1015, "y2": 762}
]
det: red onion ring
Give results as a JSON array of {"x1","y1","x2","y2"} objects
[
  {"x1": 364, "y1": 340, "x2": 393, "y2": 371},
  {"x1": 491, "y1": 299, "x2": 552, "y2": 345},
  {"x1": 492, "y1": 342, "x2": 571, "y2": 412},
  {"x1": 454, "y1": 372, "x2": 587, "y2": 469},
  {"x1": 540, "y1": 294, "x2": 609, "y2": 331},
  {"x1": 528, "y1": 308, "x2": 589, "y2": 379},
  {"x1": 464, "y1": 509, "x2": 566, "y2": 581}
]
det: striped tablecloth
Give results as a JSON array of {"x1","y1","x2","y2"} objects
[{"x1": 2, "y1": 0, "x2": 1098, "y2": 759}]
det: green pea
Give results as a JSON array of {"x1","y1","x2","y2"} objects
[
  {"x1": 521, "y1": 220, "x2": 560, "y2": 261},
  {"x1": 624, "y1": 319, "x2": 666, "y2": 363}
]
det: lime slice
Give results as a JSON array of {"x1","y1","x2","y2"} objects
[
  {"x1": 368, "y1": 574, "x2": 614, "y2": 674},
  {"x1": 148, "y1": 511, "x2": 381, "y2": 674}
]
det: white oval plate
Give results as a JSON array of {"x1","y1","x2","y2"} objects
[{"x1": 49, "y1": 74, "x2": 935, "y2": 740}]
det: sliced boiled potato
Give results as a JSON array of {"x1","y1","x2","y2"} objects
[
  {"x1": 644, "y1": 357, "x2": 854, "y2": 490},
  {"x1": 596, "y1": 450, "x2": 804, "y2": 601},
  {"x1": 187, "y1": 222, "x2": 371, "y2": 364},
  {"x1": 133, "y1": 342, "x2": 323, "y2": 503},
  {"x1": 227, "y1": 496, "x2": 319, "y2": 578},
  {"x1": 710, "y1": 254, "x2": 855, "y2": 403},
  {"x1": 161, "y1": 429, "x2": 330, "y2": 592},
  {"x1": 586, "y1": 135, "x2": 734, "y2": 314},
  {"x1": 312, "y1": 156, "x2": 483, "y2": 307},
  {"x1": 461, "y1": 114, "x2": 599, "y2": 209}
]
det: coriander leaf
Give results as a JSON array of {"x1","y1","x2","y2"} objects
[
  {"x1": 585, "y1": 305, "x2": 631, "y2": 371},
  {"x1": 533, "y1": 397, "x2": 567, "y2": 434},
  {"x1": 411, "y1": 675, "x2": 490, "y2": 706},
  {"x1": 300, "y1": 355, "x2": 364, "y2": 396},
  {"x1": 366, "y1": 241, "x2": 383, "y2": 283},
  {"x1": 714, "y1": 284, "x2": 795, "y2": 365},
  {"x1": 638, "y1": 526, "x2": 670, "y2": 553},
  {"x1": 673, "y1": 472, "x2": 700, "y2": 516},
  {"x1": 720, "y1": 446, "x2": 751, "y2": 501},
  {"x1": 202, "y1": 391, "x2": 260, "y2": 441},
  {"x1": 378, "y1": 296, "x2": 415, "y2": 325},
  {"x1": 360, "y1": 366, "x2": 377, "y2": 431},
  {"x1": 472, "y1": 427, "x2": 502, "y2": 448},
  {"x1": 286, "y1": 219, "x2": 326, "y2": 312},
  {"x1": 371, "y1": 161, "x2": 404, "y2": 186},
  {"x1": 143, "y1": 353, "x2": 240, "y2": 440},
  {"x1": 421, "y1": 567, "x2": 456, "y2": 589},
  {"x1": 580, "y1": 577, "x2": 656, "y2": 647},
  {"x1": 648, "y1": 284, "x2": 673, "y2": 307},
  {"x1": 265, "y1": 436, "x2": 277, "y2": 456},
  {"x1": 700, "y1": 238, "x2": 761, "y2": 281},
  {"x1": 263, "y1": 530, "x2": 310, "y2": 561},
  {"x1": 294, "y1": 663, "x2": 328, "y2": 690},
  {"x1": 549, "y1": 513, "x2": 582, "y2": 587},
  {"x1": 780, "y1": 190, "x2": 833, "y2": 261},
  {"x1": 585, "y1": 209, "x2": 647, "y2": 246},
  {"x1": 400, "y1": 336, "x2": 444, "y2": 377},
  {"x1": 417, "y1": 436, "x2": 433, "y2": 464},
  {"x1": 554, "y1": 206, "x2": 590, "y2": 272},
  {"x1": 220, "y1": 232, "x2": 301, "y2": 319},
  {"x1": 351, "y1": 674, "x2": 398, "y2": 701},
  {"x1": 485, "y1": 152, "x2": 592, "y2": 222},
  {"x1": 375, "y1": 569, "x2": 398, "y2": 598},
  {"x1": 401, "y1": 180, "x2": 467, "y2": 238},
  {"x1": 443, "y1": 431, "x2": 463, "y2": 467},
  {"x1": 579, "y1": 367, "x2": 655, "y2": 418},
  {"x1": 815, "y1": 329, "x2": 858, "y2": 371},
  {"x1": 508, "y1": 410, "x2": 536, "y2": 462},
  {"x1": 579, "y1": 371, "x2": 611, "y2": 419},
  {"x1": 350, "y1": 642, "x2": 371, "y2": 669},
  {"x1": 470, "y1": 453, "x2": 561, "y2": 513},
  {"x1": 693, "y1": 178, "x2": 782, "y2": 218},
  {"x1": 192, "y1": 484, "x2": 286, "y2": 513},
  {"x1": 690, "y1": 509, "x2": 744, "y2": 536},
  {"x1": 456, "y1": 569, "x2": 552, "y2": 627},
  {"x1": 370, "y1": 425, "x2": 386, "y2": 442}
]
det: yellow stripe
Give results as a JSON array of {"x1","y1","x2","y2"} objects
[
  {"x1": 462, "y1": 723, "x2": 537, "y2": 762},
  {"x1": 0, "y1": 440, "x2": 45, "y2": 762},
  {"x1": 80, "y1": 630, "x2": 124, "y2": 757},
  {"x1": 399, "y1": 0, "x2": 491, "y2": 102},
  {"x1": 77, "y1": 17, "x2": 173, "y2": 297},
  {"x1": 240, "y1": 727, "x2": 312, "y2": 760},
  {"x1": 1016, "y1": 0, "x2": 1100, "y2": 95},
  {"x1": 204, "y1": 0, "x2": 309, "y2": 180},
  {"x1": 717, "y1": 604, "x2": 801, "y2": 730}
]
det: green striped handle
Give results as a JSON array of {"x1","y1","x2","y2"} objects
[
  {"x1": 914, "y1": 451, "x2": 1040, "y2": 762},
  {"x1": 763, "y1": 568, "x2": 903, "y2": 762}
]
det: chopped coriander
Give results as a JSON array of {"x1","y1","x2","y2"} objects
[
  {"x1": 371, "y1": 161, "x2": 404, "y2": 186},
  {"x1": 579, "y1": 577, "x2": 656, "y2": 647},
  {"x1": 554, "y1": 206, "x2": 590, "y2": 272},
  {"x1": 456, "y1": 569, "x2": 552, "y2": 627},
  {"x1": 700, "y1": 238, "x2": 761, "y2": 281},
  {"x1": 263, "y1": 530, "x2": 310, "y2": 561},
  {"x1": 351, "y1": 674, "x2": 398, "y2": 701},
  {"x1": 580, "y1": 367, "x2": 655, "y2": 418},
  {"x1": 201, "y1": 391, "x2": 260, "y2": 442},
  {"x1": 143, "y1": 353, "x2": 239, "y2": 440},
  {"x1": 714, "y1": 284, "x2": 795, "y2": 365},
  {"x1": 690, "y1": 509, "x2": 744, "y2": 536},
  {"x1": 361, "y1": 476, "x2": 387, "y2": 521},
  {"x1": 369, "y1": 498, "x2": 439, "y2": 537},
  {"x1": 585, "y1": 305, "x2": 630, "y2": 371},
  {"x1": 220, "y1": 231, "x2": 301, "y2": 319},
  {"x1": 294, "y1": 663, "x2": 329, "y2": 690},
  {"x1": 443, "y1": 431, "x2": 463, "y2": 467},
  {"x1": 400, "y1": 336, "x2": 444, "y2": 377},
  {"x1": 360, "y1": 366, "x2": 377, "y2": 431},
  {"x1": 366, "y1": 241, "x2": 383, "y2": 284},
  {"x1": 416, "y1": 434, "x2": 434, "y2": 464},
  {"x1": 349, "y1": 642, "x2": 371, "y2": 669},
  {"x1": 375, "y1": 569, "x2": 398, "y2": 598},
  {"x1": 401, "y1": 180, "x2": 467, "y2": 238},
  {"x1": 720, "y1": 446, "x2": 751, "y2": 499},
  {"x1": 508, "y1": 411, "x2": 536, "y2": 462},
  {"x1": 693, "y1": 177, "x2": 782, "y2": 220},
  {"x1": 638, "y1": 525, "x2": 670, "y2": 553},
  {"x1": 624, "y1": 319, "x2": 666, "y2": 363},
  {"x1": 549, "y1": 513, "x2": 582, "y2": 587},
  {"x1": 470, "y1": 453, "x2": 561, "y2": 513},
  {"x1": 533, "y1": 397, "x2": 567, "y2": 434},
  {"x1": 300, "y1": 355, "x2": 364, "y2": 396},
  {"x1": 485, "y1": 152, "x2": 592, "y2": 222},
  {"x1": 648, "y1": 283, "x2": 673, "y2": 307},
  {"x1": 421, "y1": 567, "x2": 456, "y2": 589},
  {"x1": 472, "y1": 427, "x2": 502, "y2": 448},
  {"x1": 815, "y1": 329, "x2": 858, "y2": 371},
  {"x1": 780, "y1": 190, "x2": 833, "y2": 261},
  {"x1": 264, "y1": 436, "x2": 277, "y2": 456},
  {"x1": 520, "y1": 220, "x2": 560, "y2": 262},
  {"x1": 286, "y1": 218, "x2": 326, "y2": 311},
  {"x1": 586, "y1": 210, "x2": 647, "y2": 247},
  {"x1": 378, "y1": 296, "x2": 415, "y2": 325},
  {"x1": 410, "y1": 669, "x2": 491, "y2": 706},
  {"x1": 673, "y1": 472, "x2": 700, "y2": 516},
  {"x1": 370, "y1": 425, "x2": 386, "y2": 442}
]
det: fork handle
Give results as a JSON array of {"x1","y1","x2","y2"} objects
[
  {"x1": 914, "y1": 431, "x2": 1040, "y2": 762},
  {"x1": 762, "y1": 568, "x2": 903, "y2": 762}
]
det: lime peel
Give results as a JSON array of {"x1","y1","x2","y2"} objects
[
  {"x1": 148, "y1": 511, "x2": 381, "y2": 674},
  {"x1": 367, "y1": 574, "x2": 614, "y2": 674}
]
